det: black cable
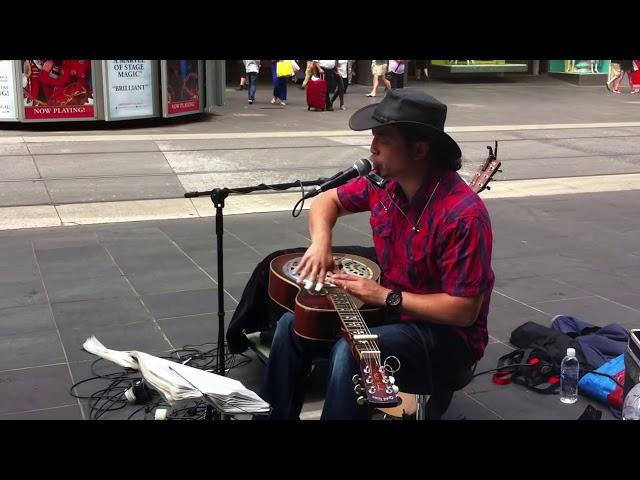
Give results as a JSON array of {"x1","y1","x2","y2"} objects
[
  {"x1": 472, "y1": 363, "x2": 540, "y2": 378},
  {"x1": 292, "y1": 180, "x2": 305, "y2": 217}
]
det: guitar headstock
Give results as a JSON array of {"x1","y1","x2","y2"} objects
[
  {"x1": 352, "y1": 360, "x2": 399, "y2": 408},
  {"x1": 468, "y1": 140, "x2": 502, "y2": 194}
]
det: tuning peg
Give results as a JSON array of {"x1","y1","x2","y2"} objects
[
  {"x1": 356, "y1": 396, "x2": 366, "y2": 406},
  {"x1": 392, "y1": 385, "x2": 400, "y2": 394},
  {"x1": 353, "y1": 385, "x2": 365, "y2": 395},
  {"x1": 352, "y1": 374, "x2": 361, "y2": 385},
  {"x1": 485, "y1": 185, "x2": 491, "y2": 190},
  {"x1": 497, "y1": 169, "x2": 502, "y2": 173},
  {"x1": 388, "y1": 376, "x2": 395, "y2": 385}
]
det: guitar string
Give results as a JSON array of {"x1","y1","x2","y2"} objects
[
  {"x1": 331, "y1": 290, "x2": 379, "y2": 395},
  {"x1": 337, "y1": 262, "x2": 389, "y2": 395},
  {"x1": 338, "y1": 260, "x2": 380, "y2": 377},
  {"x1": 342, "y1": 290, "x2": 389, "y2": 397}
]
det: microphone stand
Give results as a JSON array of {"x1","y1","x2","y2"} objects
[{"x1": 183, "y1": 178, "x2": 327, "y2": 395}]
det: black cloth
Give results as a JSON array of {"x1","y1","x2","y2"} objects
[
  {"x1": 619, "y1": 60, "x2": 634, "y2": 71},
  {"x1": 390, "y1": 72, "x2": 404, "y2": 89},
  {"x1": 414, "y1": 60, "x2": 427, "y2": 70}
]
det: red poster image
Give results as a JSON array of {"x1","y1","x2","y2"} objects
[
  {"x1": 21, "y1": 60, "x2": 94, "y2": 120},
  {"x1": 166, "y1": 60, "x2": 200, "y2": 115},
  {"x1": 632, "y1": 60, "x2": 640, "y2": 88}
]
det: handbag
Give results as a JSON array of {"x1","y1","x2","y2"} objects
[
  {"x1": 386, "y1": 60, "x2": 403, "y2": 80},
  {"x1": 276, "y1": 60, "x2": 294, "y2": 78}
]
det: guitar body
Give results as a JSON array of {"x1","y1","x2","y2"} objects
[{"x1": 268, "y1": 253, "x2": 385, "y2": 341}]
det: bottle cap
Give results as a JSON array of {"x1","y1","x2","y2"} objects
[{"x1": 567, "y1": 348, "x2": 576, "y2": 357}]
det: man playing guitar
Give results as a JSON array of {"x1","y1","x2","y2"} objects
[{"x1": 259, "y1": 89, "x2": 495, "y2": 420}]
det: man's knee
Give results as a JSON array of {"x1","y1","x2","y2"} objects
[
  {"x1": 272, "y1": 312, "x2": 296, "y2": 346},
  {"x1": 329, "y1": 338, "x2": 354, "y2": 369}
]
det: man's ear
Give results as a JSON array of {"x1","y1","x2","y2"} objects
[{"x1": 413, "y1": 139, "x2": 430, "y2": 161}]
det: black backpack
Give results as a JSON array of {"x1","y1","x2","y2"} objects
[{"x1": 494, "y1": 321, "x2": 584, "y2": 394}]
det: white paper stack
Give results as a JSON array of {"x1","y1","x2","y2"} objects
[{"x1": 82, "y1": 337, "x2": 270, "y2": 415}]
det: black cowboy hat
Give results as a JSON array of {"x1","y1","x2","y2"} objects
[{"x1": 349, "y1": 88, "x2": 462, "y2": 165}]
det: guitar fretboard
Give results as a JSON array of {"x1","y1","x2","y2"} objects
[{"x1": 329, "y1": 291, "x2": 380, "y2": 360}]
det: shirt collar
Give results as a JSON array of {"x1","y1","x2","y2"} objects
[{"x1": 385, "y1": 168, "x2": 448, "y2": 210}]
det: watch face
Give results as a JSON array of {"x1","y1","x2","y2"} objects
[{"x1": 388, "y1": 292, "x2": 402, "y2": 307}]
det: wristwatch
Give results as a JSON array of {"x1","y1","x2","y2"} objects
[{"x1": 385, "y1": 289, "x2": 403, "y2": 319}]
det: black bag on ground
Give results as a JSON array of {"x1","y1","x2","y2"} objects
[
  {"x1": 494, "y1": 321, "x2": 583, "y2": 394},
  {"x1": 510, "y1": 321, "x2": 585, "y2": 371}
]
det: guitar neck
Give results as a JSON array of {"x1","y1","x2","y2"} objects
[
  {"x1": 328, "y1": 289, "x2": 398, "y2": 408},
  {"x1": 328, "y1": 290, "x2": 381, "y2": 361}
]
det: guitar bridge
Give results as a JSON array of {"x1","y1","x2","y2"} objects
[{"x1": 360, "y1": 350, "x2": 381, "y2": 359}]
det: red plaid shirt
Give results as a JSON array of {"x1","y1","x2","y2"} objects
[{"x1": 337, "y1": 170, "x2": 494, "y2": 361}]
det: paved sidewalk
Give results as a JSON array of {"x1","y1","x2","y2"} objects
[{"x1": 1, "y1": 187, "x2": 638, "y2": 419}]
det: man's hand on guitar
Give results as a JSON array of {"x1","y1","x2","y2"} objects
[
  {"x1": 292, "y1": 243, "x2": 337, "y2": 289},
  {"x1": 330, "y1": 273, "x2": 390, "y2": 307}
]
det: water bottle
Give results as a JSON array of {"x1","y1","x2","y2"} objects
[
  {"x1": 622, "y1": 379, "x2": 640, "y2": 420},
  {"x1": 560, "y1": 347, "x2": 579, "y2": 404}
]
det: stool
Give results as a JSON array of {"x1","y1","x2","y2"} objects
[{"x1": 409, "y1": 363, "x2": 476, "y2": 420}]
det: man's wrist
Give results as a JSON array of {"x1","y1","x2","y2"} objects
[
  {"x1": 310, "y1": 236, "x2": 331, "y2": 250},
  {"x1": 384, "y1": 289, "x2": 403, "y2": 319},
  {"x1": 380, "y1": 287, "x2": 392, "y2": 306}
]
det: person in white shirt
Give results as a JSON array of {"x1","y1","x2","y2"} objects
[
  {"x1": 330, "y1": 60, "x2": 348, "y2": 110},
  {"x1": 388, "y1": 60, "x2": 408, "y2": 89},
  {"x1": 243, "y1": 60, "x2": 260, "y2": 104},
  {"x1": 314, "y1": 60, "x2": 338, "y2": 111}
]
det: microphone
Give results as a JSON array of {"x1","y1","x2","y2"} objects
[{"x1": 303, "y1": 158, "x2": 373, "y2": 200}]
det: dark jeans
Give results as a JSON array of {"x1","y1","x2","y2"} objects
[
  {"x1": 330, "y1": 76, "x2": 345, "y2": 107},
  {"x1": 390, "y1": 72, "x2": 404, "y2": 89},
  {"x1": 323, "y1": 70, "x2": 337, "y2": 109},
  {"x1": 246, "y1": 72, "x2": 258, "y2": 101},
  {"x1": 259, "y1": 311, "x2": 474, "y2": 420}
]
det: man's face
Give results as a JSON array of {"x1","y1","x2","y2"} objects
[{"x1": 369, "y1": 125, "x2": 428, "y2": 178}]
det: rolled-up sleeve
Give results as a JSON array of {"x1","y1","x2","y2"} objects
[
  {"x1": 336, "y1": 177, "x2": 371, "y2": 213},
  {"x1": 437, "y1": 216, "x2": 493, "y2": 297}
]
